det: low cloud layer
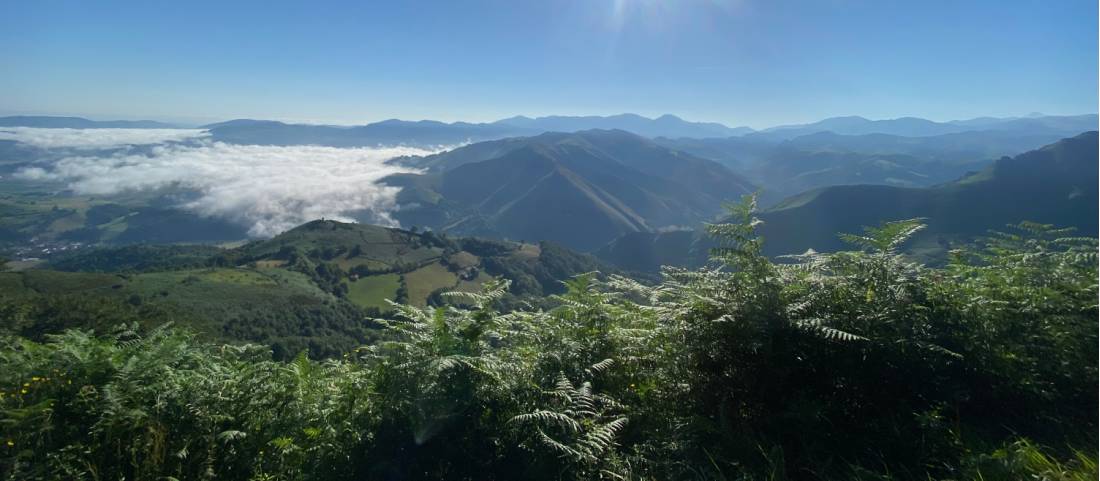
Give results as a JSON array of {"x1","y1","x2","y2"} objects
[
  {"x1": 0, "y1": 127, "x2": 210, "y2": 149},
  {"x1": 12, "y1": 129, "x2": 441, "y2": 237}
]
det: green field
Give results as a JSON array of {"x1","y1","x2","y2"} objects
[
  {"x1": 346, "y1": 273, "x2": 400, "y2": 310},
  {"x1": 453, "y1": 270, "x2": 494, "y2": 293},
  {"x1": 404, "y1": 262, "x2": 458, "y2": 307},
  {"x1": 446, "y1": 250, "x2": 480, "y2": 269}
]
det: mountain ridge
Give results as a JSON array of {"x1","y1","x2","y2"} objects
[
  {"x1": 387, "y1": 129, "x2": 755, "y2": 251},
  {"x1": 598, "y1": 131, "x2": 1099, "y2": 271},
  {"x1": 0, "y1": 115, "x2": 180, "y2": 129}
]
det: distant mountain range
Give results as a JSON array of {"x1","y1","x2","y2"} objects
[
  {"x1": 199, "y1": 118, "x2": 524, "y2": 147},
  {"x1": 199, "y1": 114, "x2": 757, "y2": 146},
  {"x1": 598, "y1": 131, "x2": 1099, "y2": 271},
  {"x1": 494, "y1": 113, "x2": 753, "y2": 138},
  {"x1": 754, "y1": 114, "x2": 1097, "y2": 140},
  {"x1": 385, "y1": 129, "x2": 755, "y2": 251},
  {"x1": 0, "y1": 116, "x2": 179, "y2": 129},
  {"x1": 4, "y1": 113, "x2": 1092, "y2": 146},
  {"x1": 657, "y1": 128, "x2": 1080, "y2": 199}
]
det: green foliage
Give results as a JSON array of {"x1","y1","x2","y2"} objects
[
  {"x1": 46, "y1": 244, "x2": 226, "y2": 273},
  {"x1": 511, "y1": 372, "x2": 629, "y2": 480},
  {"x1": 0, "y1": 326, "x2": 372, "y2": 480},
  {"x1": 1, "y1": 198, "x2": 1095, "y2": 480},
  {"x1": 0, "y1": 268, "x2": 377, "y2": 360},
  {"x1": 960, "y1": 438, "x2": 1098, "y2": 481},
  {"x1": 838, "y1": 218, "x2": 926, "y2": 254}
]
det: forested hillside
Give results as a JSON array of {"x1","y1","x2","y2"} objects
[
  {"x1": 655, "y1": 118, "x2": 1096, "y2": 200},
  {"x1": 600, "y1": 132, "x2": 1099, "y2": 271},
  {"x1": 0, "y1": 220, "x2": 614, "y2": 358},
  {"x1": 2, "y1": 201, "x2": 1095, "y2": 480},
  {"x1": 386, "y1": 129, "x2": 755, "y2": 250}
]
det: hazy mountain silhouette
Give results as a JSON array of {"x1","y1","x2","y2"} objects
[
  {"x1": 0, "y1": 116, "x2": 179, "y2": 129},
  {"x1": 754, "y1": 114, "x2": 1096, "y2": 140},
  {"x1": 656, "y1": 127, "x2": 1086, "y2": 199},
  {"x1": 201, "y1": 114, "x2": 757, "y2": 147},
  {"x1": 492, "y1": 113, "x2": 753, "y2": 138}
]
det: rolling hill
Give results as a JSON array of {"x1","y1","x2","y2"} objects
[{"x1": 4, "y1": 219, "x2": 620, "y2": 358}]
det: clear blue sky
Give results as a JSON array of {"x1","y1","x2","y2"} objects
[{"x1": 1, "y1": 0, "x2": 1096, "y2": 128}]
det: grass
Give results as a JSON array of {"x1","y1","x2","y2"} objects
[
  {"x1": 404, "y1": 262, "x2": 458, "y2": 307},
  {"x1": 19, "y1": 270, "x2": 124, "y2": 295},
  {"x1": 347, "y1": 274, "x2": 400, "y2": 310},
  {"x1": 453, "y1": 271, "x2": 494, "y2": 294},
  {"x1": 334, "y1": 256, "x2": 390, "y2": 271},
  {"x1": 200, "y1": 268, "x2": 279, "y2": 286},
  {"x1": 120, "y1": 267, "x2": 338, "y2": 337},
  {"x1": 95, "y1": 214, "x2": 134, "y2": 241},
  {"x1": 0, "y1": 273, "x2": 27, "y2": 296},
  {"x1": 3, "y1": 259, "x2": 44, "y2": 271},
  {"x1": 241, "y1": 220, "x2": 444, "y2": 272},
  {"x1": 45, "y1": 212, "x2": 86, "y2": 234},
  {"x1": 511, "y1": 243, "x2": 541, "y2": 261},
  {"x1": 446, "y1": 251, "x2": 480, "y2": 269},
  {"x1": 0, "y1": 265, "x2": 350, "y2": 342}
]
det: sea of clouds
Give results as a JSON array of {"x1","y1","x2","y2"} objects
[
  {"x1": 0, "y1": 126, "x2": 211, "y2": 149},
  {"x1": 6, "y1": 127, "x2": 442, "y2": 237}
]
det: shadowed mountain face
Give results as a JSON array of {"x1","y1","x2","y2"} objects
[
  {"x1": 761, "y1": 131, "x2": 1099, "y2": 255},
  {"x1": 387, "y1": 130, "x2": 756, "y2": 251},
  {"x1": 598, "y1": 132, "x2": 1099, "y2": 271}
]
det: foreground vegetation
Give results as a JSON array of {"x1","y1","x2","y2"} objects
[{"x1": 1, "y1": 198, "x2": 1096, "y2": 480}]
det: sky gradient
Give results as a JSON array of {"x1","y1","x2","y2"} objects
[{"x1": 1, "y1": 0, "x2": 1096, "y2": 128}]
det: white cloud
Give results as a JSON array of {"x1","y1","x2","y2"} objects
[
  {"x1": 0, "y1": 127, "x2": 209, "y2": 149},
  {"x1": 16, "y1": 139, "x2": 441, "y2": 237}
]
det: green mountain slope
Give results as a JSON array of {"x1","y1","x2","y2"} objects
[
  {"x1": 656, "y1": 128, "x2": 1081, "y2": 199},
  {"x1": 390, "y1": 130, "x2": 755, "y2": 251},
  {"x1": 0, "y1": 265, "x2": 369, "y2": 359},
  {"x1": 760, "y1": 131, "x2": 1098, "y2": 255},
  {"x1": 4, "y1": 220, "x2": 619, "y2": 357},
  {"x1": 599, "y1": 132, "x2": 1099, "y2": 271},
  {"x1": 229, "y1": 219, "x2": 619, "y2": 303}
]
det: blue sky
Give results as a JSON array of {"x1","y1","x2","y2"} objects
[{"x1": 1, "y1": 0, "x2": 1096, "y2": 128}]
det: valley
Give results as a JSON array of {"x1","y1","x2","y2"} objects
[{"x1": 3, "y1": 3, "x2": 1097, "y2": 479}]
